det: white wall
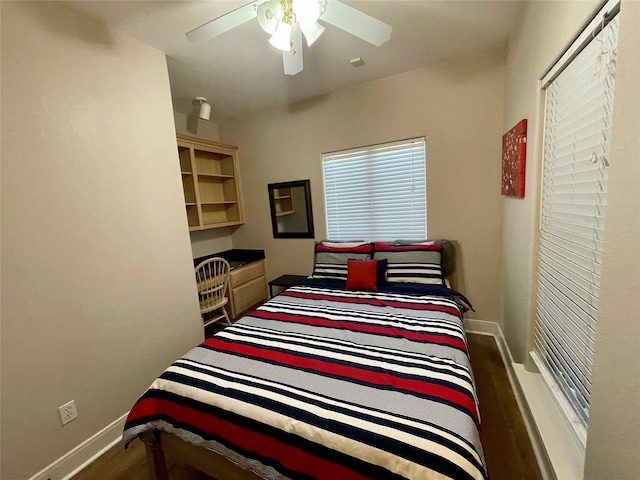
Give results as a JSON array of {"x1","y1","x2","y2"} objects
[
  {"x1": 173, "y1": 111, "x2": 234, "y2": 257},
  {"x1": 0, "y1": 3, "x2": 203, "y2": 478},
  {"x1": 221, "y1": 49, "x2": 506, "y2": 322},
  {"x1": 502, "y1": 0, "x2": 640, "y2": 477}
]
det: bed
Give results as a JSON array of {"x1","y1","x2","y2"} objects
[{"x1": 123, "y1": 240, "x2": 487, "y2": 480}]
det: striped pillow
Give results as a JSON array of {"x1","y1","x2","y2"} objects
[
  {"x1": 373, "y1": 243, "x2": 444, "y2": 285},
  {"x1": 312, "y1": 242, "x2": 374, "y2": 280}
]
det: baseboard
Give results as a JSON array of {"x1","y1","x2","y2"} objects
[
  {"x1": 28, "y1": 412, "x2": 128, "y2": 480},
  {"x1": 463, "y1": 318, "x2": 499, "y2": 336},
  {"x1": 465, "y1": 320, "x2": 556, "y2": 480}
]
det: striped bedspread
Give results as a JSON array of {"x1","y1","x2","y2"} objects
[{"x1": 123, "y1": 285, "x2": 487, "y2": 480}]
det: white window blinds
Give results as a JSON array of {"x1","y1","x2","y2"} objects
[
  {"x1": 532, "y1": 9, "x2": 619, "y2": 444},
  {"x1": 322, "y1": 138, "x2": 426, "y2": 240}
]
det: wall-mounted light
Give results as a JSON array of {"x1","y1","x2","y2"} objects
[{"x1": 193, "y1": 97, "x2": 211, "y2": 121}]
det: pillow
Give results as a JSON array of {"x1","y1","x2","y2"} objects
[
  {"x1": 391, "y1": 240, "x2": 435, "y2": 245},
  {"x1": 376, "y1": 258, "x2": 388, "y2": 285},
  {"x1": 350, "y1": 258, "x2": 388, "y2": 285},
  {"x1": 373, "y1": 243, "x2": 444, "y2": 285},
  {"x1": 392, "y1": 239, "x2": 456, "y2": 277},
  {"x1": 320, "y1": 241, "x2": 369, "y2": 248},
  {"x1": 346, "y1": 259, "x2": 378, "y2": 291},
  {"x1": 312, "y1": 242, "x2": 374, "y2": 280}
]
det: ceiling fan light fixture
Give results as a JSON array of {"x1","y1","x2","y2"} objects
[
  {"x1": 257, "y1": 0, "x2": 284, "y2": 34},
  {"x1": 269, "y1": 21, "x2": 293, "y2": 51},
  {"x1": 300, "y1": 21, "x2": 324, "y2": 47},
  {"x1": 186, "y1": 0, "x2": 392, "y2": 76},
  {"x1": 292, "y1": 0, "x2": 320, "y2": 26}
]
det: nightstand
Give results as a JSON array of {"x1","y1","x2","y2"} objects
[{"x1": 268, "y1": 274, "x2": 307, "y2": 298}]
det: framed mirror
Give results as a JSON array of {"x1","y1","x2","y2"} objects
[{"x1": 268, "y1": 180, "x2": 315, "y2": 239}]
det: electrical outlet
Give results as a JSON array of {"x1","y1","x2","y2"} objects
[{"x1": 58, "y1": 400, "x2": 78, "y2": 426}]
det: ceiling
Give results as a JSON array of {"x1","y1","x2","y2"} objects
[{"x1": 66, "y1": 0, "x2": 522, "y2": 122}]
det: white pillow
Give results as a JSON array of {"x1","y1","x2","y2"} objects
[{"x1": 321, "y1": 241, "x2": 369, "y2": 248}]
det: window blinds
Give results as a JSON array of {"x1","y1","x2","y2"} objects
[
  {"x1": 532, "y1": 12, "x2": 619, "y2": 441},
  {"x1": 322, "y1": 138, "x2": 426, "y2": 240}
]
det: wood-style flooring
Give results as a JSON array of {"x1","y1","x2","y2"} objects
[
  {"x1": 71, "y1": 333, "x2": 542, "y2": 480},
  {"x1": 467, "y1": 334, "x2": 542, "y2": 480}
]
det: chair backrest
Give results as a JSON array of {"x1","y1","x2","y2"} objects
[{"x1": 194, "y1": 257, "x2": 230, "y2": 314}]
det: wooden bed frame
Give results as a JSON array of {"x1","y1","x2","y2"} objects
[{"x1": 141, "y1": 430, "x2": 262, "y2": 480}]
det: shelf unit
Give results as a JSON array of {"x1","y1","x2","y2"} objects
[
  {"x1": 272, "y1": 187, "x2": 295, "y2": 217},
  {"x1": 177, "y1": 134, "x2": 244, "y2": 231}
]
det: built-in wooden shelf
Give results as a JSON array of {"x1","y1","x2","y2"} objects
[
  {"x1": 177, "y1": 134, "x2": 244, "y2": 231},
  {"x1": 197, "y1": 173, "x2": 235, "y2": 179}
]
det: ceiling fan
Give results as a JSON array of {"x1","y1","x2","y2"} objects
[{"x1": 186, "y1": 0, "x2": 392, "y2": 75}]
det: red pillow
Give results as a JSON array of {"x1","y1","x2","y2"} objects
[{"x1": 346, "y1": 259, "x2": 378, "y2": 291}]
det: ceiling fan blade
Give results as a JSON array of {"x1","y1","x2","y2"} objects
[
  {"x1": 186, "y1": 2, "x2": 259, "y2": 42},
  {"x1": 283, "y1": 26, "x2": 304, "y2": 75},
  {"x1": 321, "y1": 0, "x2": 392, "y2": 47}
]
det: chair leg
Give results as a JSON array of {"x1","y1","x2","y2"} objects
[{"x1": 223, "y1": 307, "x2": 232, "y2": 326}]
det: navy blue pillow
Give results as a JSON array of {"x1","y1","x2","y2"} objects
[{"x1": 376, "y1": 258, "x2": 388, "y2": 286}]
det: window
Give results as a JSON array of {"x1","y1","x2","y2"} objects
[
  {"x1": 532, "y1": 3, "x2": 619, "y2": 448},
  {"x1": 322, "y1": 137, "x2": 426, "y2": 240}
]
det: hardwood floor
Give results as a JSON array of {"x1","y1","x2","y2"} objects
[
  {"x1": 70, "y1": 438, "x2": 214, "y2": 480},
  {"x1": 467, "y1": 334, "x2": 542, "y2": 480},
  {"x1": 71, "y1": 334, "x2": 541, "y2": 480}
]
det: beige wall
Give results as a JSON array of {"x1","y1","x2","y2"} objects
[
  {"x1": 173, "y1": 111, "x2": 234, "y2": 258},
  {"x1": 174, "y1": 110, "x2": 221, "y2": 142},
  {"x1": 0, "y1": 3, "x2": 203, "y2": 478},
  {"x1": 190, "y1": 228, "x2": 234, "y2": 259},
  {"x1": 500, "y1": 0, "x2": 601, "y2": 362},
  {"x1": 221, "y1": 49, "x2": 506, "y2": 321},
  {"x1": 584, "y1": 1, "x2": 640, "y2": 477},
  {"x1": 502, "y1": 0, "x2": 640, "y2": 477}
]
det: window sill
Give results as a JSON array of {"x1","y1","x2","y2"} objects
[{"x1": 513, "y1": 363, "x2": 585, "y2": 479}]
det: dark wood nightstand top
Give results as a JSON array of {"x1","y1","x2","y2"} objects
[
  {"x1": 268, "y1": 275, "x2": 307, "y2": 297},
  {"x1": 269, "y1": 274, "x2": 306, "y2": 288}
]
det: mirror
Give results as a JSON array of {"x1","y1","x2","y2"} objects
[{"x1": 268, "y1": 180, "x2": 315, "y2": 238}]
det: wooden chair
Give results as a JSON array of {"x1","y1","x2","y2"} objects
[{"x1": 194, "y1": 257, "x2": 231, "y2": 327}]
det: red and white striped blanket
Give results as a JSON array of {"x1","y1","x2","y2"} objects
[{"x1": 123, "y1": 285, "x2": 487, "y2": 480}]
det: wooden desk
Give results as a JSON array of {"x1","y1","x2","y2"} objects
[{"x1": 228, "y1": 259, "x2": 268, "y2": 319}]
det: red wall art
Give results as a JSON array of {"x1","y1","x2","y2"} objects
[{"x1": 501, "y1": 119, "x2": 527, "y2": 198}]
